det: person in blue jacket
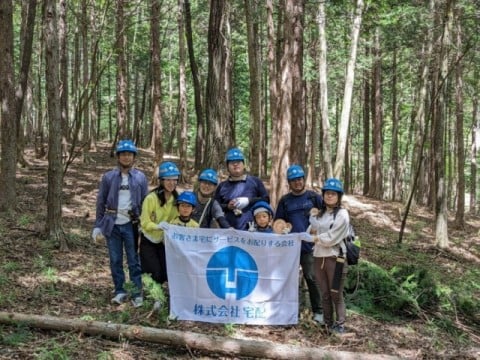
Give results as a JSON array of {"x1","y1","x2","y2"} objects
[
  {"x1": 274, "y1": 164, "x2": 324, "y2": 324},
  {"x1": 92, "y1": 140, "x2": 148, "y2": 308},
  {"x1": 214, "y1": 148, "x2": 270, "y2": 230}
]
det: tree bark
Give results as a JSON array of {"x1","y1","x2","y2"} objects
[
  {"x1": 245, "y1": 0, "x2": 264, "y2": 177},
  {"x1": 317, "y1": 0, "x2": 332, "y2": 179},
  {"x1": 0, "y1": 0, "x2": 17, "y2": 212},
  {"x1": 0, "y1": 312, "x2": 398, "y2": 360},
  {"x1": 453, "y1": 7, "x2": 465, "y2": 229},
  {"x1": 178, "y1": 0, "x2": 188, "y2": 180},
  {"x1": 205, "y1": 0, "x2": 234, "y2": 169},
  {"x1": 44, "y1": 0, "x2": 68, "y2": 251},
  {"x1": 434, "y1": 0, "x2": 451, "y2": 249},
  {"x1": 368, "y1": 27, "x2": 383, "y2": 199},
  {"x1": 333, "y1": 0, "x2": 364, "y2": 178},
  {"x1": 184, "y1": 0, "x2": 205, "y2": 168},
  {"x1": 151, "y1": 0, "x2": 164, "y2": 166},
  {"x1": 288, "y1": 0, "x2": 305, "y2": 166},
  {"x1": 116, "y1": 0, "x2": 129, "y2": 139}
]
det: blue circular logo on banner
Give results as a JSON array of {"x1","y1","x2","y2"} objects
[{"x1": 206, "y1": 246, "x2": 258, "y2": 300}]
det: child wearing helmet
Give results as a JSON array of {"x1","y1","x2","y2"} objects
[
  {"x1": 170, "y1": 191, "x2": 199, "y2": 227},
  {"x1": 192, "y1": 169, "x2": 231, "y2": 228},
  {"x1": 308, "y1": 178, "x2": 350, "y2": 334},
  {"x1": 139, "y1": 161, "x2": 181, "y2": 310},
  {"x1": 248, "y1": 201, "x2": 274, "y2": 233}
]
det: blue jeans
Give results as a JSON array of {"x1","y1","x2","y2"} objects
[{"x1": 107, "y1": 223, "x2": 142, "y2": 297}]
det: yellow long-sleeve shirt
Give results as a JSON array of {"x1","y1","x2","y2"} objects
[{"x1": 140, "y1": 191, "x2": 178, "y2": 243}]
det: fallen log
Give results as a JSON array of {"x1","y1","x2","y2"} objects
[{"x1": 0, "y1": 312, "x2": 399, "y2": 360}]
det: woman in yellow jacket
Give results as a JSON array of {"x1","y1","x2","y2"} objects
[{"x1": 139, "y1": 161, "x2": 180, "y2": 294}]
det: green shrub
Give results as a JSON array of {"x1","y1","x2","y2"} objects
[{"x1": 345, "y1": 261, "x2": 419, "y2": 319}]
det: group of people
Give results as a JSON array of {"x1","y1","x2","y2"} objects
[{"x1": 93, "y1": 140, "x2": 351, "y2": 334}]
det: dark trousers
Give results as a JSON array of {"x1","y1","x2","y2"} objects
[
  {"x1": 300, "y1": 251, "x2": 322, "y2": 314},
  {"x1": 314, "y1": 256, "x2": 347, "y2": 326},
  {"x1": 139, "y1": 233, "x2": 168, "y2": 285}
]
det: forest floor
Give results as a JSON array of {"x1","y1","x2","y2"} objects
[{"x1": 0, "y1": 143, "x2": 479, "y2": 360}]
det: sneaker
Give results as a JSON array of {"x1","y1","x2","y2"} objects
[
  {"x1": 313, "y1": 313, "x2": 325, "y2": 325},
  {"x1": 131, "y1": 296, "x2": 143, "y2": 308},
  {"x1": 330, "y1": 324, "x2": 345, "y2": 334},
  {"x1": 111, "y1": 293, "x2": 128, "y2": 305},
  {"x1": 153, "y1": 300, "x2": 162, "y2": 312}
]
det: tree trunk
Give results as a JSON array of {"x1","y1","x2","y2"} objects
[
  {"x1": 317, "y1": 0, "x2": 332, "y2": 179},
  {"x1": 267, "y1": 0, "x2": 282, "y2": 206},
  {"x1": 390, "y1": 49, "x2": 400, "y2": 201},
  {"x1": 434, "y1": 0, "x2": 452, "y2": 249},
  {"x1": 15, "y1": 0, "x2": 37, "y2": 167},
  {"x1": 245, "y1": 0, "x2": 263, "y2": 177},
  {"x1": 178, "y1": 0, "x2": 188, "y2": 180},
  {"x1": 470, "y1": 80, "x2": 479, "y2": 214},
  {"x1": 184, "y1": 0, "x2": 205, "y2": 168},
  {"x1": 205, "y1": 0, "x2": 234, "y2": 169},
  {"x1": 288, "y1": 0, "x2": 305, "y2": 166},
  {"x1": 333, "y1": 0, "x2": 364, "y2": 178},
  {"x1": 0, "y1": 0, "x2": 18, "y2": 212},
  {"x1": 0, "y1": 312, "x2": 397, "y2": 360},
  {"x1": 453, "y1": 7, "x2": 465, "y2": 229},
  {"x1": 151, "y1": 0, "x2": 164, "y2": 166},
  {"x1": 59, "y1": 0, "x2": 68, "y2": 158},
  {"x1": 270, "y1": 0, "x2": 299, "y2": 207},
  {"x1": 369, "y1": 28, "x2": 383, "y2": 200},
  {"x1": 116, "y1": 0, "x2": 129, "y2": 139},
  {"x1": 362, "y1": 45, "x2": 370, "y2": 196},
  {"x1": 44, "y1": 0, "x2": 68, "y2": 251}
]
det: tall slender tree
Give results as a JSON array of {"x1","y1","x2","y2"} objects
[
  {"x1": 333, "y1": 0, "x2": 364, "y2": 178},
  {"x1": 44, "y1": 0, "x2": 67, "y2": 250},
  {"x1": 151, "y1": 0, "x2": 164, "y2": 166},
  {"x1": 205, "y1": 0, "x2": 234, "y2": 168},
  {"x1": 0, "y1": 0, "x2": 17, "y2": 213}
]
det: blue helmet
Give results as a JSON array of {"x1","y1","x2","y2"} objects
[
  {"x1": 199, "y1": 168, "x2": 218, "y2": 185},
  {"x1": 251, "y1": 200, "x2": 274, "y2": 217},
  {"x1": 225, "y1": 147, "x2": 245, "y2": 163},
  {"x1": 322, "y1": 178, "x2": 344, "y2": 194},
  {"x1": 177, "y1": 191, "x2": 197, "y2": 207},
  {"x1": 158, "y1": 161, "x2": 180, "y2": 179},
  {"x1": 287, "y1": 165, "x2": 305, "y2": 181},
  {"x1": 116, "y1": 139, "x2": 137, "y2": 155}
]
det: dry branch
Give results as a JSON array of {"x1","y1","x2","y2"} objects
[{"x1": 0, "y1": 312, "x2": 400, "y2": 360}]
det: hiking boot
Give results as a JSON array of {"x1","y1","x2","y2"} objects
[
  {"x1": 330, "y1": 324, "x2": 345, "y2": 334},
  {"x1": 153, "y1": 300, "x2": 162, "y2": 312},
  {"x1": 313, "y1": 313, "x2": 325, "y2": 325},
  {"x1": 131, "y1": 296, "x2": 143, "y2": 308},
  {"x1": 111, "y1": 293, "x2": 128, "y2": 305}
]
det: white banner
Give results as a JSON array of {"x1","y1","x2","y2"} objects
[{"x1": 163, "y1": 225, "x2": 302, "y2": 325}]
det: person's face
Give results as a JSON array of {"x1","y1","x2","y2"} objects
[
  {"x1": 288, "y1": 177, "x2": 305, "y2": 194},
  {"x1": 324, "y1": 190, "x2": 339, "y2": 207},
  {"x1": 161, "y1": 178, "x2": 178, "y2": 193},
  {"x1": 117, "y1": 151, "x2": 135, "y2": 169},
  {"x1": 255, "y1": 212, "x2": 271, "y2": 228},
  {"x1": 227, "y1": 160, "x2": 245, "y2": 177},
  {"x1": 199, "y1": 181, "x2": 216, "y2": 196},
  {"x1": 178, "y1": 203, "x2": 194, "y2": 217}
]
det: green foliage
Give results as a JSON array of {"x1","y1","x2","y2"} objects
[
  {"x1": 0, "y1": 325, "x2": 33, "y2": 346},
  {"x1": 223, "y1": 323, "x2": 236, "y2": 336},
  {"x1": 142, "y1": 273, "x2": 166, "y2": 305},
  {"x1": 390, "y1": 264, "x2": 439, "y2": 310},
  {"x1": 35, "y1": 339, "x2": 71, "y2": 360},
  {"x1": 345, "y1": 261, "x2": 419, "y2": 320}
]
